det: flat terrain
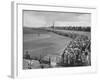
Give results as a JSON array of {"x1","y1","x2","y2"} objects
[
  {"x1": 23, "y1": 28, "x2": 91, "y2": 59},
  {"x1": 23, "y1": 32, "x2": 72, "y2": 58}
]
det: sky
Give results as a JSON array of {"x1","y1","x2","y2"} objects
[{"x1": 23, "y1": 10, "x2": 91, "y2": 28}]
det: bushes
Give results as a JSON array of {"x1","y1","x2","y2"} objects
[{"x1": 60, "y1": 35, "x2": 91, "y2": 66}]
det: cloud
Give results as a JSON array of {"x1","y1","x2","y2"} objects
[
  {"x1": 23, "y1": 10, "x2": 91, "y2": 27},
  {"x1": 55, "y1": 21, "x2": 90, "y2": 26},
  {"x1": 78, "y1": 14, "x2": 91, "y2": 22},
  {"x1": 24, "y1": 13, "x2": 46, "y2": 27}
]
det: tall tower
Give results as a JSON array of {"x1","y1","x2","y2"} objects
[{"x1": 51, "y1": 21, "x2": 55, "y2": 29}]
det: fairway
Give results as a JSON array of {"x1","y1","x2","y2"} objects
[
  {"x1": 23, "y1": 30, "x2": 72, "y2": 58},
  {"x1": 23, "y1": 28, "x2": 90, "y2": 59}
]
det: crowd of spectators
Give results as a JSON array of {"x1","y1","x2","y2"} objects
[{"x1": 61, "y1": 35, "x2": 91, "y2": 66}]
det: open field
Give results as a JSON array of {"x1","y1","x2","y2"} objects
[
  {"x1": 23, "y1": 29, "x2": 72, "y2": 58},
  {"x1": 23, "y1": 27, "x2": 91, "y2": 69}
]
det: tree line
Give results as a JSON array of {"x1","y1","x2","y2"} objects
[{"x1": 51, "y1": 26, "x2": 91, "y2": 32}]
